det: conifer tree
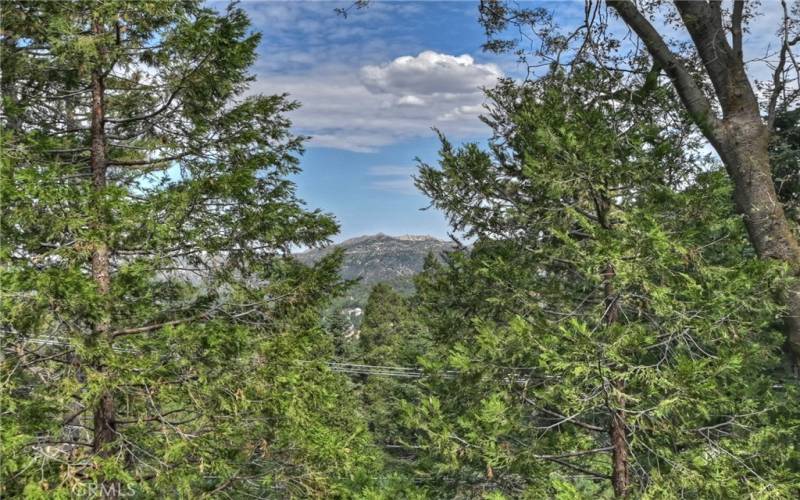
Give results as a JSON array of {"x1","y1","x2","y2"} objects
[
  {"x1": 1, "y1": 1, "x2": 377, "y2": 496},
  {"x1": 478, "y1": 0, "x2": 800, "y2": 367},
  {"x1": 405, "y1": 68, "x2": 799, "y2": 497}
]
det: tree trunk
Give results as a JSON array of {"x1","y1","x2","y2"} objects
[
  {"x1": 1, "y1": 36, "x2": 22, "y2": 133},
  {"x1": 90, "y1": 63, "x2": 111, "y2": 302},
  {"x1": 93, "y1": 390, "x2": 116, "y2": 453},
  {"x1": 713, "y1": 115, "x2": 800, "y2": 365},
  {"x1": 595, "y1": 191, "x2": 630, "y2": 497},
  {"x1": 607, "y1": 0, "x2": 800, "y2": 368},
  {"x1": 602, "y1": 262, "x2": 628, "y2": 497},
  {"x1": 89, "y1": 20, "x2": 118, "y2": 499},
  {"x1": 609, "y1": 387, "x2": 628, "y2": 497}
]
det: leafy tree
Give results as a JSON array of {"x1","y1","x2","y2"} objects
[
  {"x1": 360, "y1": 283, "x2": 423, "y2": 362},
  {"x1": 325, "y1": 305, "x2": 356, "y2": 360},
  {"x1": 1, "y1": 1, "x2": 377, "y2": 496},
  {"x1": 478, "y1": 0, "x2": 800, "y2": 370},
  {"x1": 405, "y1": 68, "x2": 798, "y2": 497}
]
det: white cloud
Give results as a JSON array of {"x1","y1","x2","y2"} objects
[
  {"x1": 438, "y1": 104, "x2": 486, "y2": 122},
  {"x1": 397, "y1": 95, "x2": 425, "y2": 107},
  {"x1": 370, "y1": 178, "x2": 417, "y2": 194},
  {"x1": 360, "y1": 51, "x2": 502, "y2": 96},
  {"x1": 234, "y1": 0, "x2": 793, "y2": 154},
  {"x1": 218, "y1": 1, "x2": 505, "y2": 152},
  {"x1": 249, "y1": 51, "x2": 502, "y2": 152},
  {"x1": 236, "y1": 1, "x2": 427, "y2": 74}
]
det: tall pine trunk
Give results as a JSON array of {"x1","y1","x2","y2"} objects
[
  {"x1": 89, "y1": 19, "x2": 118, "y2": 499},
  {"x1": 603, "y1": 263, "x2": 628, "y2": 497},
  {"x1": 595, "y1": 193, "x2": 629, "y2": 497}
]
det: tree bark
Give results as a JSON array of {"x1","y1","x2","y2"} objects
[
  {"x1": 609, "y1": 386, "x2": 628, "y2": 497},
  {"x1": 608, "y1": 0, "x2": 800, "y2": 367},
  {"x1": 602, "y1": 262, "x2": 629, "y2": 497},
  {"x1": 714, "y1": 115, "x2": 800, "y2": 363},
  {"x1": 90, "y1": 63, "x2": 111, "y2": 302},
  {"x1": 93, "y1": 390, "x2": 116, "y2": 453},
  {"x1": 89, "y1": 19, "x2": 118, "y2": 499},
  {"x1": 596, "y1": 191, "x2": 629, "y2": 497}
]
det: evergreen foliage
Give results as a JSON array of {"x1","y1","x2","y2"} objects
[
  {"x1": 1, "y1": 2, "x2": 377, "y2": 497},
  {"x1": 2, "y1": 2, "x2": 798, "y2": 499},
  {"x1": 400, "y1": 69, "x2": 800, "y2": 497}
]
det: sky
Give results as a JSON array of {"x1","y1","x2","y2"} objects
[
  {"x1": 212, "y1": 1, "x2": 788, "y2": 242},
  {"x1": 210, "y1": 0, "x2": 561, "y2": 242}
]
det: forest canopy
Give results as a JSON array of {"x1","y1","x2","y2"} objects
[{"x1": 1, "y1": 1, "x2": 798, "y2": 498}]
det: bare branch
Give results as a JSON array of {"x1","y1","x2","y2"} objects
[
  {"x1": 768, "y1": 0, "x2": 794, "y2": 129},
  {"x1": 731, "y1": 0, "x2": 744, "y2": 60},
  {"x1": 607, "y1": 1, "x2": 721, "y2": 137},
  {"x1": 537, "y1": 407, "x2": 605, "y2": 432}
]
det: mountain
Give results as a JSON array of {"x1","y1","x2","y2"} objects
[
  {"x1": 297, "y1": 233, "x2": 455, "y2": 296},
  {"x1": 297, "y1": 233, "x2": 456, "y2": 333}
]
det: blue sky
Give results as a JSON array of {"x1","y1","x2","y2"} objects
[
  {"x1": 224, "y1": 1, "x2": 561, "y2": 241},
  {"x1": 219, "y1": 1, "x2": 785, "y2": 242}
]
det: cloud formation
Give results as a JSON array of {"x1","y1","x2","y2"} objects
[
  {"x1": 249, "y1": 50, "x2": 502, "y2": 152},
  {"x1": 361, "y1": 51, "x2": 502, "y2": 96}
]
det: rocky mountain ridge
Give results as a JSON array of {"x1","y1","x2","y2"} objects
[{"x1": 296, "y1": 233, "x2": 455, "y2": 293}]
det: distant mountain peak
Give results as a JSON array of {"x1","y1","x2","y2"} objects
[
  {"x1": 297, "y1": 233, "x2": 455, "y2": 292},
  {"x1": 394, "y1": 234, "x2": 442, "y2": 242},
  {"x1": 337, "y1": 233, "x2": 443, "y2": 246}
]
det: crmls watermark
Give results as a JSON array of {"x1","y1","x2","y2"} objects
[{"x1": 73, "y1": 482, "x2": 136, "y2": 498}]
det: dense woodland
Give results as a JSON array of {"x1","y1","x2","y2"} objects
[{"x1": 1, "y1": 0, "x2": 799, "y2": 498}]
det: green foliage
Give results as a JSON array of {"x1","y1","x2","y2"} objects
[
  {"x1": 347, "y1": 284, "x2": 431, "y2": 488},
  {"x1": 401, "y1": 68, "x2": 800, "y2": 497},
  {"x1": 1, "y1": 2, "x2": 377, "y2": 497},
  {"x1": 2, "y1": 4, "x2": 798, "y2": 498},
  {"x1": 771, "y1": 109, "x2": 800, "y2": 224},
  {"x1": 359, "y1": 283, "x2": 423, "y2": 361}
]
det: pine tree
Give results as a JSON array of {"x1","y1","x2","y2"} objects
[
  {"x1": 478, "y1": 0, "x2": 800, "y2": 367},
  {"x1": 404, "y1": 68, "x2": 799, "y2": 497},
  {"x1": 1, "y1": 1, "x2": 378, "y2": 496}
]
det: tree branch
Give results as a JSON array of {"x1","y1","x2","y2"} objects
[
  {"x1": 547, "y1": 456, "x2": 612, "y2": 480},
  {"x1": 106, "y1": 153, "x2": 186, "y2": 167},
  {"x1": 62, "y1": 407, "x2": 88, "y2": 426},
  {"x1": 731, "y1": 0, "x2": 744, "y2": 61},
  {"x1": 538, "y1": 407, "x2": 605, "y2": 432},
  {"x1": 768, "y1": 0, "x2": 794, "y2": 129},
  {"x1": 673, "y1": 1, "x2": 738, "y2": 111},
  {"x1": 533, "y1": 446, "x2": 613, "y2": 459},
  {"x1": 110, "y1": 315, "x2": 201, "y2": 339},
  {"x1": 607, "y1": 1, "x2": 721, "y2": 137},
  {"x1": 105, "y1": 53, "x2": 212, "y2": 126}
]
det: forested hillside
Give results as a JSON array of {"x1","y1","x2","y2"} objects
[
  {"x1": 298, "y1": 233, "x2": 455, "y2": 294},
  {"x1": 298, "y1": 233, "x2": 455, "y2": 335},
  {"x1": 1, "y1": 1, "x2": 799, "y2": 498}
]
